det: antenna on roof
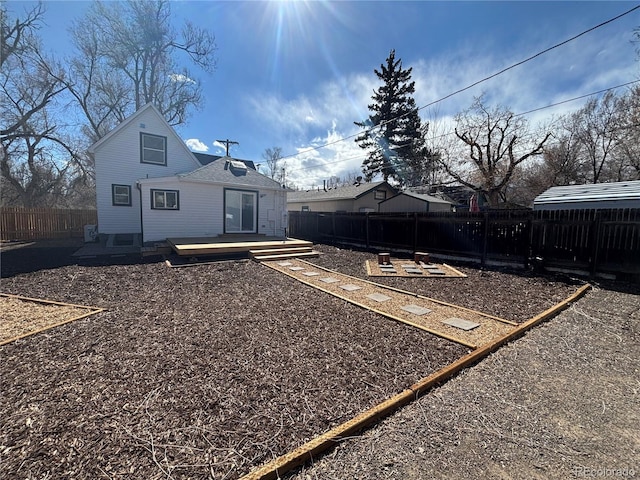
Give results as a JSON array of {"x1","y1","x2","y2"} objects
[{"x1": 216, "y1": 139, "x2": 239, "y2": 156}]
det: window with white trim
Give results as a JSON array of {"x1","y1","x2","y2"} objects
[
  {"x1": 112, "y1": 184, "x2": 131, "y2": 206},
  {"x1": 151, "y1": 189, "x2": 179, "y2": 210},
  {"x1": 140, "y1": 133, "x2": 167, "y2": 165}
]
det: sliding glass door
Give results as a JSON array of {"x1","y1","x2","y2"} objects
[{"x1": 225, "y1": 189, "x2": 257, "y2": 233}]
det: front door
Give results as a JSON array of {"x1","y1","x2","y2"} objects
[{"x1": 225, "y1": 189, "x2": 258, "y2": 233}]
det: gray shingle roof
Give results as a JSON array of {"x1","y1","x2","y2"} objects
[
  {"x1": 179, "y1": 156, "x2": 283, "y2": 190},
  {"x1": 381, "y1": 191, "x2": 453, "y2": 205},
  {"x1": 191, "y1": 152, "x2": 256, "y2": 170},
  {"x1": 288, "y1": 181, "x2": 393, "y2": 202}
]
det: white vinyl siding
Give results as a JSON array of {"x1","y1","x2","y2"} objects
[
  {"x1": 93, "y1": 106, "x2": 199, "y2": 234},
  {"x1": 112, "y1": 184, "x2": 132, "y2": 206},
  {"x1": 139, "y1": 180, "x2": 287, "y2": 243}
]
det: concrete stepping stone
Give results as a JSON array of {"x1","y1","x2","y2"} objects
[
  {"x1": 340, "y1": 284, "x2": 362, "y2": 292},
  {"x1": 380, "y1": 268, "x2": 397, "y2": 273},
  {"x1": 426, "y1": 268, "x2": 446, "y2": 275},
  {"x1": 366, "y1": 293, "x2": 392, "y2": 302},
  {"x1": 442, "y1": 317, "x2": 480, "y2": 331},
  {"x1": 401, "y1": 304, "x2": 432, "y2": 316},
  {"x1": 289, "y1": 266, "x2": 305, "y2": 271},
  {"x1": 319, "y1": 277, "x2": 339, "y2": 284},
  {"x1": 404, "y1": 268, "x2": 423, "y2": 274},
  {"x1": 302, "y1": 271, "x2": 320, "y2": 276},
  {"x1": 277, "y1": 262, "x2": 293, "y2": 266}
]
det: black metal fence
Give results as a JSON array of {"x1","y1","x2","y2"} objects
[{"x1": 289, "y1": 209, "x2": 640, "y2": 277}]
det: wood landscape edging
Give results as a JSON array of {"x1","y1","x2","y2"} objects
[
  {"x1": 296, "y1": 259, "x2": 516, "y2": 325},
  {"x1": 263, "y1": 262, "x2": 481, "y2": 349},
  {"x1": 240, "y1": 282, "x2": 592, "y2": 480},
  {"x1": 0, "y1": 293, "x2": 105, "y2": 346}
]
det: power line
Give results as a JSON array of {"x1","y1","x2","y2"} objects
[
  {"x1": 287, "y1": 79, "x2": 640, "y2": 176},
  {"x1": 279, "y1": 4, "x2": 640, "y2": 162}
]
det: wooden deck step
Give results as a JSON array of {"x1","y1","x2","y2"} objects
[
  {"x1": 251, "y1": 250, "x2": 320, "y2": 262},
  {"x1": 141, "y1": 242, "x2": 172, "y2": 257},
  {"x1": 251, "y1": 247, "x2": 313, "y2": 255}
]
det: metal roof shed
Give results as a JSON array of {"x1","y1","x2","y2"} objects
[{"x1": 533, "y1": 181, "x2": 640, "y2": 211}]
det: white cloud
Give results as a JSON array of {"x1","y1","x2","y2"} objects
[
  {"x1": 212, "y1": 140, "x2": 229, "y2": 154},
  {"x1": 246, "y1": 23, "x2": 638, "y2": 189},
  {"x1": 185, "y1": 138, "x2": 209, "y2": 152},
  {"x1": 170, "y1": 73, "x2": 196, "y2": 84}
]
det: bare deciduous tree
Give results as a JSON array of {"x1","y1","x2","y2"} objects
[
  {"x1": 65, "y1": 0, "x2": 217, "y2": 142},
  {"x1": 262, "y1": 147, "x2": 286, "y2": 184},
  {"x1": 440, "y1": 96, "x2": 550, "y2": 207},
  {"x1": 569, "y1": 91, "x2": 622, "y2": 183},
  {"x1": 1, "y1": 2, "x2": 84, "y2": 207}
]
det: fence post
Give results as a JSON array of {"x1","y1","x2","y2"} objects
[
  {"x1": 332, "y1": 212, "x2": 336, "y2": 245},
  {"x1": 589, "y1": 210, "x2": 602, "y2": 277},
  {"x1": 413, "y1": 213, "x2": 418, "y2": 252},
  {"x1": 481, "y1": 212, "x2": 489, "y2": 267},
  {"x1": 366, "y1": 213, "x2": 370, "y2": 249},
  {"x1": 524, "y1": 215, "x2": 533, "y2": 269}
]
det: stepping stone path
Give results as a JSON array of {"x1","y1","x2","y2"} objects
[
  {"x1": 443, "y1": 317, "x2": 481, "y2": 331},
  {"x1": 366, "y1": 293, "x2": 392, "y2": 302},
  {"x1": 401, "y1": 305, "x2": 432, "y2": 316},
  {"x1": 264, "y1": 259, "x2": 517, "y2": 349},
  {"x1": 319, "y1": 277, "x2": 339, "y2": 284}
]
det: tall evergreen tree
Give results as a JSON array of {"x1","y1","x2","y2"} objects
[{"x1": 354, "y1": 49, "x2": 425, "y2": 185}]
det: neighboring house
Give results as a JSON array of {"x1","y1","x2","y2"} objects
[
  {"x1": 287, "y1": 181, "x2": 397, "y2": 213},
  {"x1": 533, "y1": 181, "x2": 640, "y2": 211},
  {"x1": 89, "y1": 103, "x2": 287, "y2": 243},
  {"x1": 378, "y1": 191, "x2": 454, "y2": 213}
]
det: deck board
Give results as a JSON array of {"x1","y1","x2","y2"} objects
[{"x1": 166, "y1": 237, "x2": 312, "y2": 256}]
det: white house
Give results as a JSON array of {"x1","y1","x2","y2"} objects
[{"x1": 89, "y1": 104, "x2": 287, "y2": 243}]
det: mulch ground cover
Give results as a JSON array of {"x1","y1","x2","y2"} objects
[{"x1": 0, "y1": 241, "x2": 582, "y2": 479}]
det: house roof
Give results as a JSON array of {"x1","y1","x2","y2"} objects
[
  {"x1": 534, "y1": 181, "x2": 640, "y2": 206},
  {"x1": 192, "y1": 152, "x2": 256, "y2": 170},
  {"x1": 288, "y1": 181, "x2": 395, "y2": 203},
  {"x1": 380, "y1": 190, "x2": 453, "y2": 205},
  {"x1": 177, "y1": 156, "x2": 283, "y2": 190}
]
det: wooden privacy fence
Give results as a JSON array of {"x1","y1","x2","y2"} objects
[
  {"x1": 0, "y1": 207, "x2": 98, "y2": 241},
  {"x1": 289, "y1": 209, "x2": 640, "y2": 276}
]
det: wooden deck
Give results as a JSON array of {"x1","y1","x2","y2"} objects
[{"x1": 166, "y1": 236, "x2": 313, "y2": 257}]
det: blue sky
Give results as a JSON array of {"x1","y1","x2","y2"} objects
[{"x1": 10, "y1": 1, "x2": 640, "y2": 188}]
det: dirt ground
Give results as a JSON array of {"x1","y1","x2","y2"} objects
[
  {"x1": 1, "y1": 240, "x2": 628, "y2": 479},
  {"x1": 289, "y1": 285, "x2": 640, "y2": 480}
]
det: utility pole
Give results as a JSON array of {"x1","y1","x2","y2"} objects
[{"x1": 216, "y1": 139, "x2": 239, "y2": 156}]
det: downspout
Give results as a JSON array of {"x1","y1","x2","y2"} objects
[{"x1": 137, "y1": 182, "x2": 144, "y2": 243}]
